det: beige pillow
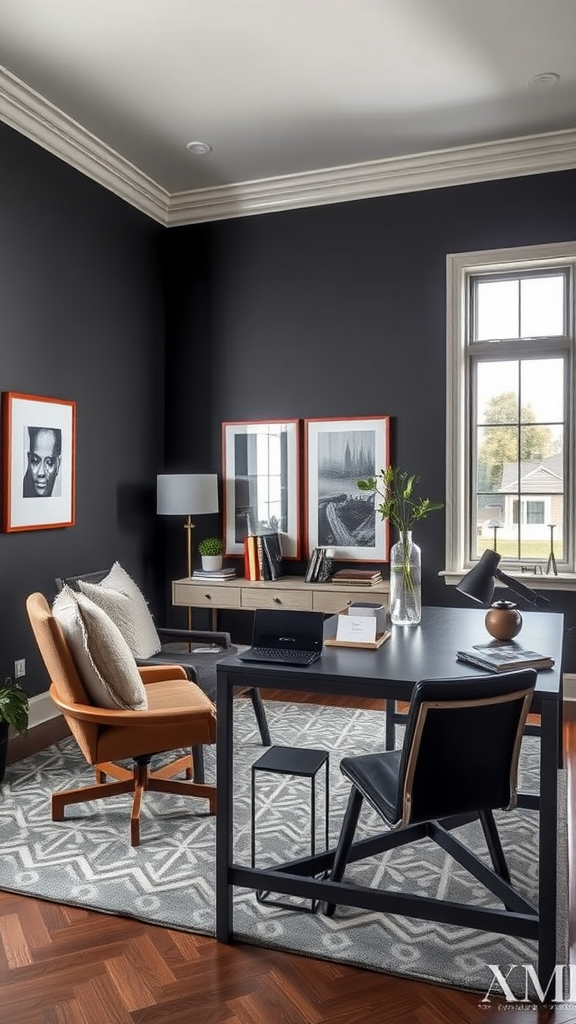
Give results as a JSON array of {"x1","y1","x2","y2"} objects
[
  {"x1": 78, "y1": 562, "x2": 161, "y2": 659},
  {"x1": 53, "y1": 587, "x2": 147, "y2": 710}
]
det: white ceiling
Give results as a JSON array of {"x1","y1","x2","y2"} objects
[{"x1": 0, "y1": 0, "x2": 575, "y2": 225}]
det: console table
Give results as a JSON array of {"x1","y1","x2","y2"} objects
[{"x1": 172, "y1": 575, "x2": 390, "y2": 629}]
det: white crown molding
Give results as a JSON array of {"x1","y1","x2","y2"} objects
[
  {"x1": 0, "y1": 66, "x2": 170, "y2": 225},
  {"x1": 1, "y1": 64, "x2": 575, "y2": 227},
  {"x1": 169, "y1": 129, "x2": 576, "y2": 225}
]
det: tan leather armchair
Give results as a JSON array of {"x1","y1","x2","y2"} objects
[{"x1": 26, "y1": 592, "x2": 217, "y2": 846}]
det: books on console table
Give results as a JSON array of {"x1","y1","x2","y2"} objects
[
  {"x1": 243, "y1": 533, "x2": 284, "y2": 581},
  {"x1": 456, "y1": 641, "x2": 554, "y2": 673},
  {"x1": 331, "y1": 569, "x2": 383, "y2": 586},
  {"x1": 192, "y1": 568, "x2": 237, "y2": 580}
]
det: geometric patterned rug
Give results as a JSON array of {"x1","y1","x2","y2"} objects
[{"x1": 0, "y1": 699, "x2": 568, "y2": 996}]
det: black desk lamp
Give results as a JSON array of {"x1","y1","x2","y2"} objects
[{"x1": 456, "y1": 548, "x2": 550, "y2": 640}]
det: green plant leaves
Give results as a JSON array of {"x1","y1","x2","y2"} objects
[
  {"x1": 0, "y1": 678, "x2": 30, "y2": 735},
  {"x1": 357, "y1": 466, "x2": 443, "y2": 535},
  {"x1": 198, "y1": 536, "x2": 224, "y2": 556}
]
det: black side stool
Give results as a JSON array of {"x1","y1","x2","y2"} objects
[{"x1": 251, "y1": 744, "x2": 330, "y2": 913}]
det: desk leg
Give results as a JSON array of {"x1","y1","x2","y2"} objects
[
  {"x1": 216, "y1": 667, "x2": 234, "y2": 942},
  {"x1": 537, "y1": 696, "x2": 560, "y2": 990},
  {"x1": 385, "y1": 700, "x2": 395, "y2": 750}
]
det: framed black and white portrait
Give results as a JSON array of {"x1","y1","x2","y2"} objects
[
  {"x1": 305, "y1": 415, "x2": 390, "y2": 562},
  {"x1": 222, "y1": 419, "x2": 301, "y2": 558},
  {"x1": 2, "y1": 392, "x2": 76, "y2": 532}
]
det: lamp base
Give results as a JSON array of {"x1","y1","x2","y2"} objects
[{"x1": 485, "y1": 600, "x2": 523, "y2": 641}]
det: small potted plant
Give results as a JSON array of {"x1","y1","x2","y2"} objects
[
  {"x1": 0, "y1": 677, "x2": 30, "y2": 784},
  {"x1": 198, "y1": 536, "x2": 225, "y2": 571}
]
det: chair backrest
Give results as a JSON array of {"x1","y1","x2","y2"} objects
[
  {"x1": 26, "y1": 592, "x2": 99, "y2": 762},
  {"x1": 54, "y1": 568, "x2": 234, "y2": 702},
  {"x1": 55, "y1": 570, "x2": 111, "y2": 592},
  {"x1": 393, "y1": 669, "x2": 537, "y2": 826}
]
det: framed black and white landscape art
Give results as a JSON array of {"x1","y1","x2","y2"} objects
[
  {"x1": 304, "y1": 415, "x2": 390, "y2": 562},
  {"x1": 2, "y1": 392, "x2": 76, "y2": 532}
]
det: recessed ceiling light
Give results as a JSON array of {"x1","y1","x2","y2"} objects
[
  {"x1": 527, "y1": 72, "x2": 560, "y2": 91},
  {"x1": 186, "y1": 140, "x2": 213, "y2": 156}
]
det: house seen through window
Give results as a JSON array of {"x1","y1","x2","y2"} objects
[{"x1": 446, "y1": 242, "x2": 575, "y2": 578}]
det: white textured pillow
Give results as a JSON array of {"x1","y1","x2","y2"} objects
[
  {"x1": 78, "y1": 562, "x2": 161, "y2": 659},
  {"x1": 53, "y1": 587, "x2": 148, "y2": 710}
]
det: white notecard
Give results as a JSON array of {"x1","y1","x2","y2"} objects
[{"x1": 336, "y1": 614, "x2": 377, "y2": 643}]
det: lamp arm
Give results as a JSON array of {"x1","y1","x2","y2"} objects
[{"x1": 495, "y1": 568, "x2": 550, "y2": 608}]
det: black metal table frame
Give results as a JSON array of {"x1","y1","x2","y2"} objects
[{"x1": 216, "y1": 606, "x2": 564, "y2": 991}]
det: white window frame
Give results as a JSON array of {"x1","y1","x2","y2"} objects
[{"x1": 444, "y1": 240, "x2": 576, "y2": 592}]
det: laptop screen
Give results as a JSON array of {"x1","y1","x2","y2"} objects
[{"x1": 251, "y1": 609, "x2": 324, "y2": 653}]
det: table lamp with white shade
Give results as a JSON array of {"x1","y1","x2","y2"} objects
[{"x1": 157, "y1": 473, "x2": 219, "y2": 629}]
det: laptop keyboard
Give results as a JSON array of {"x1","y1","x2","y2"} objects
[{"x1": 251, "y1": 647, "x2": 317, "y2": 662}]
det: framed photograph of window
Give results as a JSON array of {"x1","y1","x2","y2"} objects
[
  {"x1": 305, "y1": 415, "x2": 390, "y2": 561},
  {"x1": 222, "y1": 419, "x2": 301, "y2": 558},
  {"x1": 2, "y1": 392, "x2": 76, "y2": 532}
]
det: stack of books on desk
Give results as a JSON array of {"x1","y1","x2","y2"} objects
[
  {"x1": 192, "y1": 567, "x2": 237, "y2": 580},
  {"x1": 456, "y1": 641, "x2": 554, "y2": 673},
  {"x1": 331, "y1": 568, "x2": 383, "y2": 587}
]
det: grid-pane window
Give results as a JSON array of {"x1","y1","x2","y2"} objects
[
  {"x1": 446, "y1": 243, "x2": 575, "y2": 579},
  {"x1": 474, "y1": 273, "x2": 566, "y2": 341},
  {"x1": 474, "y1": 351, "x2": 565, "y2": 562}
]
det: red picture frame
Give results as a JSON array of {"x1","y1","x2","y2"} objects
[
  {"x1": 222, "y1": 419, "x2": 301, "y2": 559},
  {"x1": 2, "y1": 392, "x2": 76, "y2": 532},
  {"x1": 304, "y1": 415, "x2": 390, "y2": 561}
]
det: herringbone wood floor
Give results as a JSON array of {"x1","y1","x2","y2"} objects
[{"x1": 1, "y1": 695, "x2": 574, "y2": 1024}]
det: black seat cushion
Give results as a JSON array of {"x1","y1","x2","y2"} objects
[{"x1": 340, "y1": 749, "x2": 402, "y2": 824}]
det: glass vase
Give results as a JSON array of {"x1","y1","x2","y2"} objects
[{"x1": 390, "y1": 531, "x2": 421, "y2": 626}]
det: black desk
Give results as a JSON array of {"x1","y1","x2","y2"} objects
[{"x1": 216, "y1": 606, "x2": 564, "y2": 986}]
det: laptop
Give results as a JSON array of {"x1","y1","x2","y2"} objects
[{"x1": 238, "y1": 609, "x2": 324, "y2": 667}]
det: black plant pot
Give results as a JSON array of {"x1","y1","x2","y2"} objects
[{"x1": 0, "y1": 720, "x2": 9, "y2": 785}]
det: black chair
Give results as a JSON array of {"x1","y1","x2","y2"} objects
[
  {"x1": 323, "y1": 668, "x2": 536, "y2": 918},
  {"x1": 55, "y1": 570, "x2": 271, "y2": 780}
]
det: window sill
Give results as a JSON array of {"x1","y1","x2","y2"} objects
[{"x1": 440, "y1": 570, "x2": 576, "y2": 593}]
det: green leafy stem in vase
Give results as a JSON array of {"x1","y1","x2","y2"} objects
[{"x1": 358, "y1": 466, "x2": 444, "y2": 592}]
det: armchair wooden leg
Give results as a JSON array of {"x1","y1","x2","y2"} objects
[
  {"x1": 52, "y1": 778, "x2": 135, "y2": 821},
  {"x1": 95, "y1": 762, "x2": 133, "y2": 784},
  {"x1": 53, "y1": 756, "x2": 216, "y2": 847},
  {"x1": 152, "y1": 754, "x2": 193, "y2": 781},
  {"x1": 130, "y1": 763, "x2": 149, "y2": 846},
  {"x1": 322, "y1": 786, "x2": 364, "y2": 918}
]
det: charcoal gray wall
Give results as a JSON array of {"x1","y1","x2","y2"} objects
[
  {"x1": 3, "y1": 111, "x2": 574, "y2": 695},
  {"x1": 163, "y1": 169, "x2": 576, "y2": 661},
  {"x1": 0, "y1": 122, "x2": 166, "y2": 697}
]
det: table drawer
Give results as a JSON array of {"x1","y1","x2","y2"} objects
[
  {"x1": 173, "y1": 583, "x2": 241, "y2": 610},
  {"x1": 241, "y1": 587, "x2": 312, "y2": 611},
  {"x1": 312, "y1": 590, "x2": 359, "y2": 614}
]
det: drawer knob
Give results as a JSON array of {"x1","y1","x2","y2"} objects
[
  {"x1": 273, "y1": 597, "x2": 281, "y2": 604},
  {"x1": 205, "y1": 594, "x2": 212, "y2": 600}
]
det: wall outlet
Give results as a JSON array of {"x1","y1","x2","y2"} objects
[{"x1": 14, "y1": 659, "x2": 26, "y2": 678}]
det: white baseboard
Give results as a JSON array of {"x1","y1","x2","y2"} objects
[{"x1": 28, "y1": 691, "x2": 61, "y2": 729}]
